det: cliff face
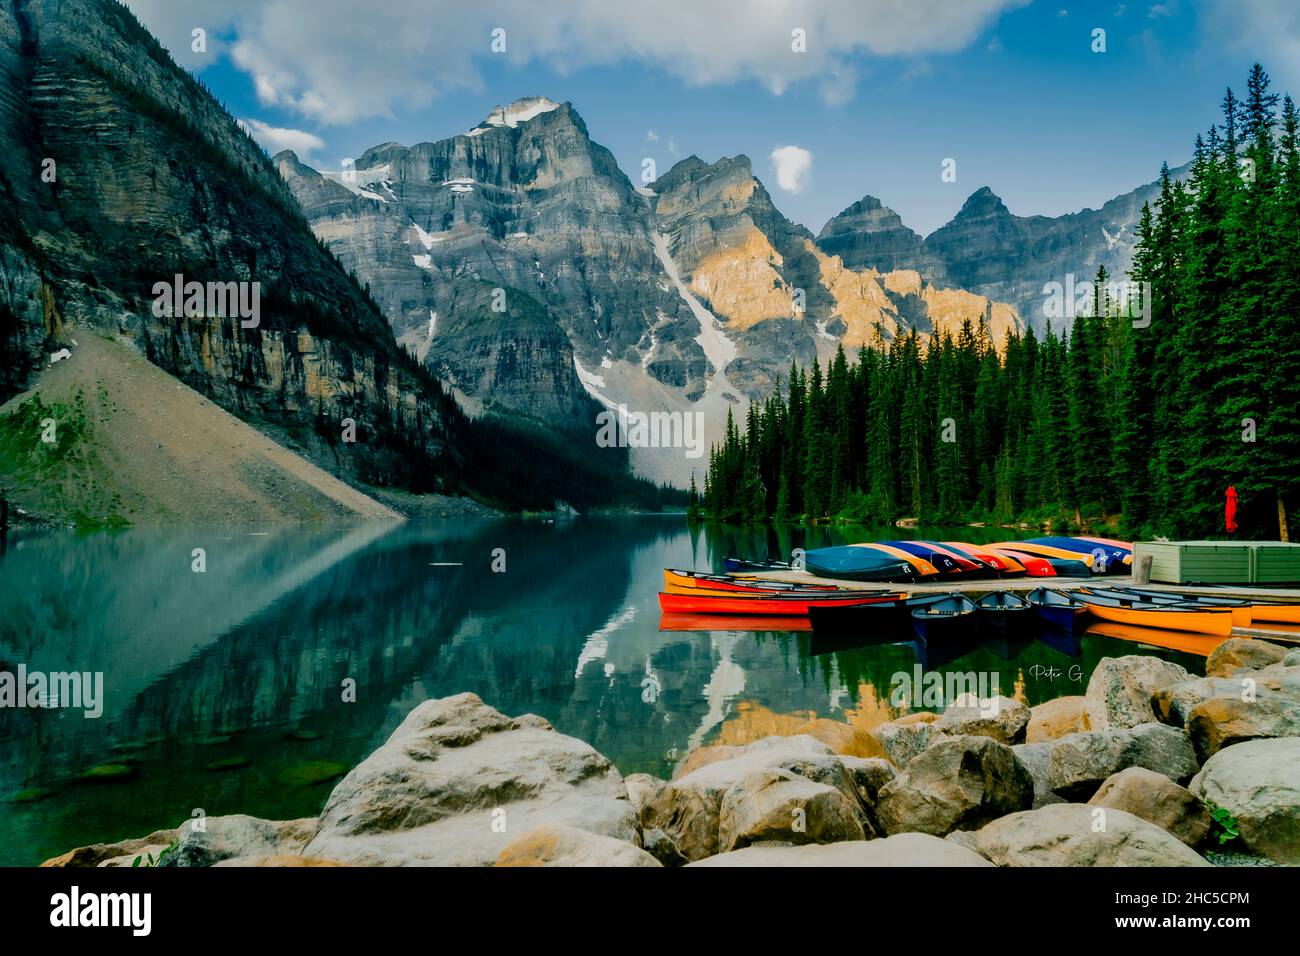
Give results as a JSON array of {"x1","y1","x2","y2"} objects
[
  {"x1": 0, "y1": 0, "x2": 460, "y2": 492},
  {"x1": 278, "y1": 102, "x2": 1023, "y2": 485}
]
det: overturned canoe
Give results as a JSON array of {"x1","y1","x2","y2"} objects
[
  {"x1": 987, "y1": 548, "x2": 1059, "y2": 577},
  {"x1": 802, "y1": 544, "x2": 926, "y2": 581},
  {"x1": 942, "y1": 542, "x2": 1027, "y2": 576},
  {"x1": 988, "y1": 541, "x2": 1095, "y2": 574},
  {"x1": 1027, "y1": 536, "x2": 1132, "y2": 572},
  {"x1": 882, "y1": 541, "x2": 984, "y2": 575}
]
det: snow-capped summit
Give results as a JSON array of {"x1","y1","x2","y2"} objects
[{"x1": 469, "y1": 96, "x2": 561, "y2": 135}]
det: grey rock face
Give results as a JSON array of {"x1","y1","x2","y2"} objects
[
  {"x1": 969, "y1": 804, "x2": 1210, "y2": 867},
  {"x1": 817, "y1": 195, "x2": 950, "y2": 282},
  {"x1": 1046, "y1": 723, "x2": 1200, "y2": 800}
]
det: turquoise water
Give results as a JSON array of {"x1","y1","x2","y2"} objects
[{"x1": 0, "y1": 517, "x2": 1202, "y2": 866}]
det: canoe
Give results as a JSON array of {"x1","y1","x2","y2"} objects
[
  {"x1": 987, "y1": 548, "x2": 1058, "y2": 577},
  {"x1": 974, "y1": 590, "x2": 1034, "y2": 637},
  {"x1": 911, "y1": 594, "x2": 977, "y2": 642},
  {"x1": 1071, "y1": 593, "x2": 1234, "y2": 636},
  {"x1": 1085, "y1": 586, "x2": 1252, "y2": 628},
  {"x1": 808, "y1": 594, "x2": 952, "y2": 634},
  {"x1": 881, "y1": 541, "x2": 980, "y2": 575},
  {"x1": 989, "y1": 547, "x2": 1089, "y2": 577},
  {"x1": 723, "y1": 557, "x2": 792, "y2": 573},
  {"x1": 1110, "y1": 585, "x2": 1300, "y2": 626},
  {"x1": 802, "y1": 544, "x2": 925, "y2": 581},
  {"x1": 663, "y1": 569, "x2": 836, "y2": 594},
  {"x1": 942, "y1": 542, "x2": 1027, "y2": 576},
  {"x1": 988, "y1": 541, "x2": 1096, "y2": 572},
  {"x1": 1027, "y1": 587, "x2": 1089, "y2": 634},
  {"x1": 1027, "y1": 536, "x2": 1132, "y2": 572},
  {"x1": 658, "y1": 613, "x2": 812, "y2": 633},
  {"x1": 657, "y1": 590, "x2": 903, "y2": 617}
]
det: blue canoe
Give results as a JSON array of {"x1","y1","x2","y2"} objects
[
  {"x1": 911, "y1": 594, "x2": 977, "y2": 643},
  {"x1": 1027, "y1": 587, "x2": 1089, "y2": 634},
  {"x1": 803, "y1": 545, "x2": 917, "y2": 582},
  {"x1": 881, "y1": 541, "x2": 979, "y2": 576},
  {"x1": 1026, "y1": 537, "x2": 1131, "y2": 574}
]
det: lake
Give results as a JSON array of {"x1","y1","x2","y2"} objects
[{"x1": 0, "y1": 517, "x2": 1204, "y2": 866}]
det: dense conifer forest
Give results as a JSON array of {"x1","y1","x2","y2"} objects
[{"x1": 695, "y1": 65, "x2": 1299, "y2": 541}]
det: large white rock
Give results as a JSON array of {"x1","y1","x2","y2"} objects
[
  {"x1": 304, "y1": 693, "x2": 639, "y2": 866},
  {"x1": 687, "y1": 833, "x2": 994, "y2": 867},
  {"x1": 1189, "y1": 737, "x2": 1300, "y2": 864},
  {"x1": 1083, "y1": 656, "x2": 1192, "y2": 730},
  {"x1": 970, "y1": 804, "x2": 1210, "y2": 866},
  {"x1": 935, "y1": 693, "x2": 1030, "y2": 744},
  {"x1": 495, "y1": 824, "x2": 661, "y2": 867}
]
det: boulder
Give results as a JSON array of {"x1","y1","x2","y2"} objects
[
  {"x1": 717, "y1": 769, "x2": 866, "y2": 852},
  {"x1": 687, "y1": 833, "x2": 994, "y2": 867},
  {"x1": 1190, "y1": 737, "x2": 1300, "y2": 864},
  {"x1": 1153, "y1": 677, "x2": 1251, "y2": 727},
  {"x1": 495, "y1": 824, "x2": 662, "y2": 867},
  {"x1": 99, "y1": 844, "x2": 173, "y2": 868},
  {"x1": 1205, "y1": 638, "x2": 1289, "y2": 678},
  {"x1": 1012, "y1": 742, "x2": 1065, "y2": 809},
  {"x1": 1087, "y1": 767, "x2": 1211, "y2": 848},
  {"x1": 643, "y1": 735, "x2": 867, "y2": 862},
  {"x1": 624, "y1": 773, "x2": 666, "y2": 825},
  {"x1": 793, "y1": 718, "x2": 888, "y2": 758},
  {"x1": 212, "y1": 855, "x2": 348, "y2": 867},
  {"x1": 1185, "y1": 693, "x2": 1300, "y2": 761},
  {"x1": 304, "y1": 693, "x2": 638, "y2": 866},
  {"x1": 160, "y1": 815, "x2": 316, "y2": 868},
  {"x1": 1083, "y1": 656, "x2": 1192, "y2": 730},
  {"x1": 41, "y1": 828, "x2": 178, "y2": 868},
  {"x1": 934, "y1": 693, "x2": 1030, "y2": 744},
  {"x1": 1026, "y1": 696, "x2": 1086, "y2": 743},
  {"x1": 969, "y1": 804, "x2": 1210, "y2": 866},
  {"x1": 872, "y1": 720, "x2": 948, "y2": 768},
  {"x1": 1046, "y1": 723, "x2": 1199, "y2": 800},
  {"x1": 875, "y1": 735, "x2": 1034, "y2": 836},
  {"x1": 641, "y1": 828, "x2": 687, "y2": 867}
]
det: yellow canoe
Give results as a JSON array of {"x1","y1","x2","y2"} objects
[
  {"x1": 1081, "y1": 600, "x2": 1234, "y2": 636},
  {"x1": 1249, "y1": 603, "x2": 1300, "y2": 625}
]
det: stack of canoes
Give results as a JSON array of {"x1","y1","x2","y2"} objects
[
  {"x1": 795, "y1": 537, "x2": 1134, "y2": 583},
  {"x1": 1074, "y1": 584, "x2": 1300, "y2": 633}
]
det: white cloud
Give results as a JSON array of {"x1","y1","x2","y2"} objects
[
  {"x1": 769, "y1": 145, "x2": 812, "y2": 193},
  {"x1": 1200, "y1": 1, "x2": 1300, "y2": 90},
  {"x1": 237, "y1": 118, "x2": 326, "y2": 163},
  {"x1": 645, "y1": 130, "x2": 659, "y2": 141},
  {"x1": 123, "y1": 0, "x2": 1030, "y2": 124}
]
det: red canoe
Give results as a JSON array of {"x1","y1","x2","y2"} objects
[
  {"x1": 986, "y1": 548, "x2": 1057, "y2": 577},
  {"x1": 657, "y1": 590, "x2": 903, "y2": 616}
]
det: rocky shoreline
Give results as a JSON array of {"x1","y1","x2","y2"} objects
[{"x1": 42, "y1": 638, "x2": 1300, "y2": 868}]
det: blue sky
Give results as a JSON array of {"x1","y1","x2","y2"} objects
[{"x1": 128, "y1": 0, "x2": 1300, "y2": 236}]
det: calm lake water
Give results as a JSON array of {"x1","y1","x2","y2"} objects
[{"x1": 0, "y1": 517, "x2": 1204, "y2": 866}]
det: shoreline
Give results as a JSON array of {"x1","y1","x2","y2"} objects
[{"x1": 39, "y1": 637, "x2": 1300, "y2": 868}]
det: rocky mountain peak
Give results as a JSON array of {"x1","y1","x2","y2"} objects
[
  {"x1": 954, "y1": 186, "x2": 1010, "y2": 219},
  {"x1": 470, "y1": 96, "x2": 563, "y2": 134}
]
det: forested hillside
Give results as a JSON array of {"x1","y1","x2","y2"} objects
[{"x1": 697, "y1": 65, "x2": 1299, "y2": 541}]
